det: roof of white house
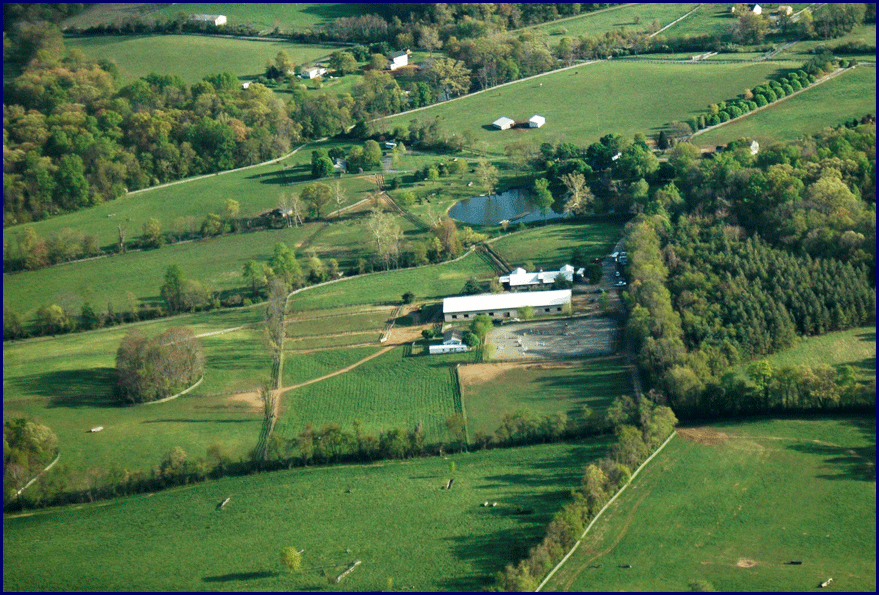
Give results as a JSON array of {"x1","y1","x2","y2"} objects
[
  {"x1": 493, "y1": 117, "x2": 515, "y2": 128},
  {"x1": 499, "y1": 264, "x2": 575, "y2": 287},
  {"x1": 389, "y1": 50, "x2": 410, "y2": 60},
  {"x1": 444, "y1": 290, "x2": 571, "y2": 314},
  {"x1": 529, "y1": 114, "x2": 546, "y2": 124},
  {"x1": 443, "y1": 329, "x2": 464, "y2": 344}
]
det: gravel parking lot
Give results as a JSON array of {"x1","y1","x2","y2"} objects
[{"x1": 486, "y1": 316, "x2": 618, "y2": 361}]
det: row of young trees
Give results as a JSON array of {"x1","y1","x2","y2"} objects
[{"x1": 494, "y1": 394, "x2": 677, "y2": 590}]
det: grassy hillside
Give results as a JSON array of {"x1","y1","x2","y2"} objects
[
  {"x1": 65, "y1": 35, "x2": 340, "y2": 85},
  {"x1": 3, "y1": 438, "x2": 611, "y2": 591},
  {"x1": 694, "y1": 66, "x2": 877, "y2": 148},
  {"x1": 491, "y1": 222, "x2": 623, "y2": 269},
  {"x1": 542, "y1": 415, "x2": 876, "y2": 592},
  {"x1": 384, "y1": 60, "x2": 788, "y2": 153}
]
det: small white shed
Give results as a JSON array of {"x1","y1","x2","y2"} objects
[
  {"x1": 528, "y1": 115, "x2": 546, "y2": 128},
  {"x1": 492, "y1": 117, "x2": 515, "y2": 130},
  {"x1": 429, "y1": 330, "x2": 469, "y2": 354},
  {"x1": 303, "y1": 66, "x2": 327, "y2": 79}
]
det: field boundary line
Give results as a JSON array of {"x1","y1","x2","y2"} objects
[
  {"x1": 142, "y1": 376, "x2": 204, "y2": 405},
  {"x1": 650, "y1": 3, "x2": 702, "y2": 38},
  {"x1": 14, "y1": 451, "x2": 61, "y2": 499},
  {"x1": 535, "y1": 430, "x2": 676, "y2": 591}
]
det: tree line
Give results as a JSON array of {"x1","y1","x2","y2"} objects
[{"x1": 493, "y1": 394, "x2": 677, "y2": 591}]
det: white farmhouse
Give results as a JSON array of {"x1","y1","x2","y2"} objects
[
  {"x1": 752, "y1": 4, "x2": 762, "y2": 15},
  {"x1": 492, "y1": 117, "x2": 515, "y2": 130},
  {"x1": 191, "y1": 14, "x2": 227, "y2": 26},
  {"x1": 302, "y1": 66, "x2": 328, "y2": 79},
  {"x1": 388, "y1": 50, "x2": 410, "y2": 70},
  {"x1": 443, "y1": 290, "x2": 571, "y2": 322},
  {"x1": 528, "y1": 115, "x2": 546, "y2": 128},
  {"x1": 428, "y1": 330, "x2": 469, "y2": 355},
  {"x1": 241, "y1": 81, "x2": 252, "y2": 90}
]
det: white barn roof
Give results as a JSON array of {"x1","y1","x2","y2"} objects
[
  {"x1": 444, "y1": 290, "x2": 571, "y2": 314},
  {"x1": 528, "y1": 115, "x2": 545, "y2": 128},
  {"x1": 493, "y1": 117, "x2": 515, "y2": 130},
  {"x1": 499, "y1": 264, "x2": 574, "y2": 287}
]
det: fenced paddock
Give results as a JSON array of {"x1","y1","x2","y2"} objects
[{"x1": 486, "y1": 316, "x2": 618, "y2": 361}]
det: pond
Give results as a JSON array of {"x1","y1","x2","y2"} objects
[{"x1": 447, "y1": 188, "x2": 568, "y2": 226}]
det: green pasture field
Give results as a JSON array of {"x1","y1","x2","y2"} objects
[
  {"x1": 383, "y1": 60, "x2": 788, "y2": 153},
  {"x1": 147, "y1": 3, "x2": 372, "y2": 33},
  {"x1": 491, "y1": 222, "x2": 624, "y2": 269},
  {"x1": 461, "y1": 356, "x2": 631, "y2": 438},
  {"x1": 658, "y1": 3, "x2": 744, "y2": 39},
  {"x1": 285, "y1": 332, "x2": 380, "y2": 351},
  {"x1": 2, "y1": 308, "x2": 272, "y2": 475},
  {"x1": 3, "y1": 223, "x2": 318, "y2": 332},
  {"x1": 732, "y1": 326, "x2": 876, "y2": 383},
  {"x1": 693, "y1": 66, "x2": 876, "y2": 148},
  {"x1": 65, "y1": 35, "x2": 339, "y2": 85},
  {"x1": 4, "y1": 138, "x2": 376, "y2": 251},
  {"x1": 285, "y1": 309, "x2": 392, "y2": 338},
  {"x1": 282, "y1": 346, "x2": 383, "y2": 388},
  {"x1": 542, "y1": 415, "x2": 876, "y2": 592},
  {"x1": 528, "y1": 4, "x2": 698, "y2": 39},
  {"x1": 3, "y1": 438, "x2": 612, "y2": 592},
  {"x1": 276, "y1": 347, "x2": 468, "y2": 443},
  {"x1": 286, "y1": 251, "x2": 497, "y2": 311}
]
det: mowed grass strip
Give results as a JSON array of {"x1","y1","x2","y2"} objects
[
  {"x1": 491, "y1": 221, "x2": 623, "y2": 269},
  {"x1": 542, "y1": 416, "x2": 876, "y2": 592},
  {"x1": 2, "y1": 308, "x2": 270, "y2": 474},
  {"x1": 278, "y1": 347, "x2": 468, "y2": 442},
  {"x1": 384, "y1": 60, "x2": 787, "y2": 152},
  {"x1": 694, "y1": 66, "x2": 877, "y2": 148},
  {"x1": 286, "y1": 332, "x2": 380, "y2": 350},
  {"x1": 461, "y1": 356, "x2": 631, "y2": 438},
  {"x1": 2, "y1": 438, "x2": 610, "y2": 591},
  {"x1": 65, "y1": 35, "x2": 339, "y2": 84}
]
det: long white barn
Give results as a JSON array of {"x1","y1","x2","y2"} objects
[{"x1": 443, "y1": 290, "x2": 571, "y2": 322}]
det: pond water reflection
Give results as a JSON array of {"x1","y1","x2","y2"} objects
[{"x1": 447, "y1": 188, "x2": 568, "y2": 226}]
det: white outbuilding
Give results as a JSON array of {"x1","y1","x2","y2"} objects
[
  {"x1": 428, "y1": 330, "x2": 470, "y2": 355},
  {"x1": 492, "y1": 117, "x2": 515, "y2": 130},
  {"x1": 302, "y1": 66, "x2": 328, "y2": 79},
  {"x1": 443, "y1": 290, "x2": 571, "y2": 322},
  {"x1": 528, "y1": 115, "x2": 546, "y2": 128},
  {"x1": 191, "y1": 14, "x2": 227, "y2": 26},
  {"x1": 499, "y1": 264, "x2": 575, "y2": 289}
]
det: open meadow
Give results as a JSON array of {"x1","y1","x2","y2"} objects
[
  {"x1": 65, "y1": 35, "x2": 339, "y2": 85},
  {"x1": 2, "y1": 438, "x2": 612, "y2": 592},
  {"x1": 541, "y1": 415, "x2": 876, "y2": 592},
  {"x1": 2, "y1": 307, "x2": 271, "y2": 475},
  {"x1": 62, "y1": 3, "x2": 372, "y2": 33},
  {"x1": 731, "y1": 326, "x2": 876, "y2": 385},
  {"x1": 694, "y1": 65, "x2": 877, "y2": 148},
  {"x1": 384, "y1": 60, "x2": 790, "y2": 153},
  {"x1": 525, "y1": 4, "x2": 698, "y2": 38},
  {"x1": 460, "y1": 356, "x2": 631, "y2": 438}
]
